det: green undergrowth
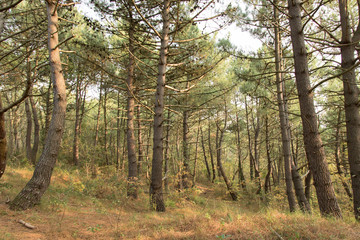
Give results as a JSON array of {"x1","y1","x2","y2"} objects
[{"x1": 0, "y1": 165, "x2": 359, "y2": 239}]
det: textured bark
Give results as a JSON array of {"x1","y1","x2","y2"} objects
[
  {"x1": 44, "y1": 78, "x2": 52, "y2": 140},
  {"x1": 25, "y1": 99, "x2": 33, "y2": 163},
  {"x1": 137, "y1": 106, "x2": 143, "y2": 174},
  {"x1": 10, "y1": 0, "x2": 67, "y2": 210},
  {"x1": 338, "y1": 0, "x2": 360, "y2": 220},
  {"x1": 150, "y1": 0, "x2": 169, "y2": 212},
  {"x1": 287, "y1": 0, "x2": 342, "y2": 218},
  {"x1": 181, "y1": 109, "x2": 191, "y2": 188},
  {"x1": 29, "y1": 95, "x2": 39, "y2": 164},
  {"x1": 127, "y1": 17, "x2": 138, "y2": 198},
  {"x1": 0, "y1": 96, "x2": 6, "y2": 179},
  {"x1": 164, "y1": 109, "x2": 170, "y2": 191},
  {"x1": 273, "y1": 6, "x2": 297, "y2": 210},
  {"x1": 116, "y1": 92, "x2": 122, "y2": 170}
]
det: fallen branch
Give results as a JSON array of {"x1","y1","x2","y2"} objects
[{"x1": 18, "y1": 220, "x2": 35, "y2": 229}]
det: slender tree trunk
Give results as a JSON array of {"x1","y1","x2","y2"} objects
[
  {"x1": 10, "y1": 0, "x2": 67, "y2": 210},
  {"x1": 192, "y1": 119, "x2": 200, "y2": 186},
  {"x1": 127, "y1": 17, "x2": 138, "y2": 198},
  {"x1": 216, "y1": 106, "x2": 237, "y2": 201},
  {"x1": 150, "y1": 0, "x2": 169, "y2": 212},
  {"x1": 334, "y1": 108, "x2": 352, "y2": 199},
  {"x1": 338, "y1": 0, "x2": 360, "y2": 220},
  {"x1": 235, "y1": 103, "x2": 246, "y2": 189},
  {"x1": 72, "y1": 74, "x2": 82, "y2": 166},
  {"x1": 164, "y1": 109, "x2": 170, "y2": 191},
  {"x1": 264, "y1": 116, "x2": 272, "y2": 194},
  {"x1": 25, "y1": 99, "x2": 33, "y2": 163},
  {"x1": 181, "y1": 109, "x2": 190, "y2": 188},
  {"x1": 44, "y1": 77, "x2": 52, "y2": 141},
  {"x1": 94, "y1": 83, "x2": 102, "y2": 147},
  {"x1": 0, "y1": 96, "x2": 6, "y2": 179},
  {"x1": 287, "y1": 0, "x2": 342, "y2": 218},
  {"x1": 103, "y1": 87, "x2": 108, "y2": 165},
  {"x1": 273, "y1": 6, "x2": 297, "y2": 210},
  {"x1": 116, "y1": 92, "x2": 122, "y2": 170},
  {"x1": 208, "y1": 121, "x2": 216, "y2": 182},
  {"x1": 30, "y1": 95, "x2": 39, "y2": 164},
  {"x1": 137, "y1": 105, "x2": 143, "y2": 175},
  {"x1": 245, "y1": 97, "x2": 254, "y2": 180},
  {"x1": 200, "y1": 127, "x2": 211, "y2": 180}
]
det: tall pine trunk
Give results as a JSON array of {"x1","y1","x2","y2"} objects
[
  {"x1": 287, "y1": 0, "x2": 342, "y2": 218},
  {"x1": 10, "y1": 0, "x2": 67, "y2": 210},
  {"x1": 127, "y1": 15, "x2": 138, "y2": 198},
  {"x1": 150, "y1": 0, "x2": 169, "y2": 212},
  {"x1": 338, "y1": 0, "x2": 360, "y2": 221}
]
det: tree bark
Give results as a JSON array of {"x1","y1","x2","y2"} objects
[
  {"x1": 338, "y1": 0, "x2": 360, "y2": 220},
  {"x1": 25, "y1": 99, "x2": 33, "y2": 163},
  {"x1": 181, "y1": 109, "x2": 191, "y2": 188},
  {"x1": 264, "y1": 116, "x2": 272, "y2": 194},
  {"x1": 235, "y1": 101, "x2": 246, "y2": 189},
  {"x1": 10, "y1": 0, "x2": 67, "y2": 210},
  {"x1": 208, "y1": 121, "x2": 216, "y2": 182},
  {"x1": 127, "y1": 16, "x2": 138, "y2": 198},
  {"x1": 29, "y1": 95, "x2": 39, "y2": 164},
  {"x1": 273, "y1": 5, "x2": 297, "y2": 210},
  {"x1": 72, "y1": 74, "x2": 82, "y2": 166},
  {"x1": 287, "y1": 0, "x2": 342, "y2": 218},
  {"x1": 150, "y1": 0, "x2": 169, "y2": 212},
  {"x1": 216, "y1": 106, "x2": 237, "y2": 201},
  {"x1": 200, "y1": 127, "x2": 211, "y2": 180},
  {"x1": 0, "y1": 96, "x2": 6, "y2": 179}
]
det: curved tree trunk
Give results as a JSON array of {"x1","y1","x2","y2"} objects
[
  {"x1": 10, "y1": 0, "x2": 67, "y2": 210},
  {"x1": 287, "y1": 0, "x2": 342, "y2": 218}
]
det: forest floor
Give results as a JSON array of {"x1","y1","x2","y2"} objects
[{"x1": 0, "y1": 165, "x2": 359, "y2": 240}]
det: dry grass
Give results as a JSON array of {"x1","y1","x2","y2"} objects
[{"x1": 0, "y1": 166, "x2": 359, "y2": 240}]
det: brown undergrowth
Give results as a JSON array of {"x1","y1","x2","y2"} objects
[{"x1": 0, "y1": 166, "x2": 359, "y2": 240}]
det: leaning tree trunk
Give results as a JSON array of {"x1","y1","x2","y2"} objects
[
  {"x1": 150, "y1": 0, "x2": 169, "y2": 212},
  {"x1": 338, "y1": 0, "x2": 360, "y2": 221},
  {"x1": 287, "y1": 0, "x2": 342, "y2": 218},
  {"x1": 9, "y1": 0, "x2": 67, "y2": 210}
]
